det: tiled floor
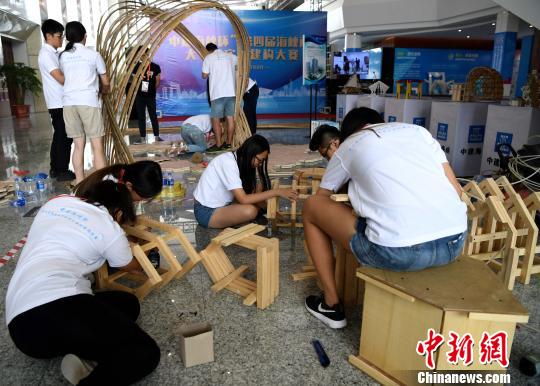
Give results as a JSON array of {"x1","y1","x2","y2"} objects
[{"x1": 0, "y1": 113, "x2": 538, "y2": 385}]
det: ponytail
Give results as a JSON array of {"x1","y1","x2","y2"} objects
[{"x1": 60, "y1": 21, "x2": 86, "y2": 57}]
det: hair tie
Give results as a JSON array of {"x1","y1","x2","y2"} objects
[{"x1": 118, "y1": 168, "x2": 125, "y2": 185}]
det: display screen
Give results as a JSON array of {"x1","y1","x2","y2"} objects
[{"x1": 333, "y1": 48, "x2": 382, "y2": 79}]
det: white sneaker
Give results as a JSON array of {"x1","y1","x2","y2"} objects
[{"x1": 61, "y1": 354, "x2": 95, "y2": 385}]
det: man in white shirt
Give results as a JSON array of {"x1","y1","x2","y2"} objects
[
  {"x1": 37, "y1": 19, "x2": 75, "y2": 182},
  {"x1": 303, "y1": 108, "x2": 467, "y2": 329},
  {"x1": 60, "y1": 21, "x2": 110, "y2": 183},
  {"x1": 202, "y1": 43, "x2": 237, "y2": 151}
]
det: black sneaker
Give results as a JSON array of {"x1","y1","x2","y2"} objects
[
  {"x1": 254, "y1": 211, "x2": 268, "y2": 226},
  {"x1": 154, "y1": 136, "x2": 164, "y2": 142},
  {"x1": 206, "y1": 145, "x2": 221, "y2": 153},
  {"x1": 305, "y1": 295, "x2": 347, "y2": 329},
  {"x1": 56, "y1": 170, "x2": 76, "y2": 182}
]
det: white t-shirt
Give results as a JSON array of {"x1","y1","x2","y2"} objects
[
  {"x1": 60, "y1": 43, "x2": 107, "y2": 108},
  {"x1": 202, "y1": 49, "x2": 237, "y2": 101},
  {"x1": 5, "y1": 196, "x2": 132, "y2": 325},
  {"x1": 38, "y1": 43, "x2": 63, "y2": 109},
  {"x1": 320, "y1": 122, "x2": 467, "y2": 247},
  {"x1": 246, "y1": 78, "x2": 256, "y2": 92},
  {"x1": 183, "y1": 114, "x2": 212, "y2": 134},
  {"x1": 193, "y1": 152, "x2": 242, "y2": 208}
]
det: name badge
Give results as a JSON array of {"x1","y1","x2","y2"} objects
[{"x1": 141, "y1": 81, "x2": 149, "y2": 92}]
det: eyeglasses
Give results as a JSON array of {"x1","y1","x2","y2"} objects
[
  {"x1": 54, "y1": 33, "x2": 64, "y2": 39},
  {"x1": 320, "y1": 141, "x2": 333, "y2": 160}
]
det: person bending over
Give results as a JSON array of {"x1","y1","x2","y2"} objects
[
  {"x1": 303, "y1": 107, "x2": 467, "y2": 329},
  {"x1": 74, "y1": 160, "x2": 162, "y2": 202},
  {"x1": 193, "y1": 134, "x2": 297, "y2": 228},
  {"x1": 6, "y1": 176, "x2": 162, "y2": 385}
]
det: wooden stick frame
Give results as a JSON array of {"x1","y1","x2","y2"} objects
[
  {"x1": 200, "y1": 223, "x2": 279, "y2": 309},
  {"x1": 97, "y1": 0, "x2": 252, "y2": 163},
  {"x1": 95, "y1": 216, "x2": 202, "y2": 299},
  {"x1": 461, "y1": 180, "x2": 521, "y2": 290},
  {"x1": 266, "y1": 168, "x2": 325, "y2": 228}
]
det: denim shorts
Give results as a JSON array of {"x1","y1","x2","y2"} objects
[
  {"x1": 194, "y1": 200, "x2": 218, "y2": 228},
  {"x1": 210, "y1": 97, "x2": 235, "y2": 118},
  {"x1": 349, "y1": 217, "x2": 466, "y2": 271}
]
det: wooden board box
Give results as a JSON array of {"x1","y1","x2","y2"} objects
[{"x1": 349, "y1": 257, "x2": 528, "y2": 386}]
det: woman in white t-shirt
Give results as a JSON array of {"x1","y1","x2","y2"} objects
[
  {"x1": 302, "y1": 108, "x2": 467, "y2": 330},
  {"x1": 193, "y1": 134, "x2": 297, "y2": 228},
  {"x1": 6, "y1": 178, "x2": 160, "y2": 385}
]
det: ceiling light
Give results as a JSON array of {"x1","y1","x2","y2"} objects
[
  {"x1": 529, "y1": 25, "x2": 533, "y2": 28},
  {"x1": 466, "y1": 35, "x2": 470, "y2": 39},
  {"x1": 458, "y1": 29, "x2": 462, "y2": 32},
  {"x1": 491, "y1": 22, "x2": 495, "y2": 26}
]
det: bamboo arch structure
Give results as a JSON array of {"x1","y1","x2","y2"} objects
[{"x1": 96, "y1": 0, "x2": 251, "y2": 164}]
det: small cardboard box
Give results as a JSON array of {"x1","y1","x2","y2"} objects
[{"x1": 178, "y1": 322, "x2": 214, "y2": 367}]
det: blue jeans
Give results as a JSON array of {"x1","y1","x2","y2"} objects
[
  {"x1": 181, "y1": 124, "x2": 207, "y2": 153},
  {"x1": 194, "y1": 200, "x2": 218, "y2": 228},
  {"x1": 350, "y1": 217, "x2": 466, "y2": 271},
  {"x1": 210, "y1": 97, "x2": 235, "y2": 117}
]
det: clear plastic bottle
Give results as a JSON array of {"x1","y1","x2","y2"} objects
[
  {"x1": 167, "y1": 171, "x2": 174, "y2": 198},
  {"x1": 162, "y1": 169, "x2": 169, "y2": 198}
]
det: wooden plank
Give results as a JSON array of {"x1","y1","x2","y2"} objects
[
  {"x1": 256, "y1": 247, "x2": 269, "y2": 309},
  {"x1": 272, "y1": 238, "x2": 280, "y2": 298},
  {"x1": 225, "y1": 281, "x2": 252, "y2": 297},
  {"x1": 468, "y1": 312, "x2": 529, "y2": 323},
  {"x1": 243, "y1": 291, "x2": 257, "y2": 306},
  {"x1": 357, "y1": 272, "x2": 416, "y2": 303},
  {"x1": 211, "y1": 265, "x2": 248, "y2": 293},
  {"x1": 330, "y1": 194, "x2": 350, "y2": 202},
  {"x1": 213, "y1": 224, "x2": 265, "y2": 246},
  {"x1": 348, "y1": 356, "x2": 401, "y2": 386},
  {"x1": 291, "y1": 271, "x2": 318, "y2": 281}
]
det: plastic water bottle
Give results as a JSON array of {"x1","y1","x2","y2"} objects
[
  {"x1": 162, "y1": 169, "x2": 169, "y2": 198},
  {"x1": 35, "y1": 174, "x2": 47, "y2": 202},
  {"x1": 22, "y1": 176, "x2": 36, "y2": 203},
  {"x1": 167, "y1": 171, "x2": 174, "y2": 198}
]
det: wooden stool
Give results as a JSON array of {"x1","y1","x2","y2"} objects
[
  {"x1": 200, "y1": 223, "x2": 279, "y2": 309},
  {"x1": 349, "y1": 257, "x2": 529, "y2": 385},
  {"x1": 95, "y1": 216, "x2": 202, "y2": 300}
]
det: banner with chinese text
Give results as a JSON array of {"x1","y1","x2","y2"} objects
[{"x1": 153, "y1": 10, "x2": 327, "y2": 116}]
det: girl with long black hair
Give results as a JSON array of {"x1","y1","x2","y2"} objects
[
  {"x1": 6, "y1": 175, "x2": 161, "y2": 385},
  {"x1": 74, "y1": 160, "x2": 163, "y2": 202},
  {"x1": 193, "y1": 134, "x2": 297, "y2": 228}
]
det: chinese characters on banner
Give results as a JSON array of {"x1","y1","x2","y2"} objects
[{"x1": 416, "y1": 329, "x2": 509, "y2": 370}]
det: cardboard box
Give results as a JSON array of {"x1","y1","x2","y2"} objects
[
  {"x1": 384, "y1": 98, "x2": 432, "y2": 128},
  {"x1": 429, "y1": 101, "x2": 489, "y2": 177},
  {"x1": 310, "y1": 119, "x2": 340, "y2": 137},
  {"x1": 480, "y1": 105, "x2": 540, "y2": 175},
  {"x1": 178, "y1": 322, "x2": 214, "y2": 367},
  {"x1": 336, "y1": 94, "x2": 359, "y2": 122},
  {"x1": 356, "y1": 95, "x2": 386, "y2": 119}
]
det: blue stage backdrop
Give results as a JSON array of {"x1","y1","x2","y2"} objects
[
  {"x1": 394, "y1": 48, "x2": 493, "y2": 95},
  {"x1": 153, "y1": 10, "x2": 327, "y2": 117}
]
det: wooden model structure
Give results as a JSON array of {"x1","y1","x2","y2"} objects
[
  {"x1": 395, "y1": 79, "x2": 423, "y2": 99},
  {"x1": 95, "y1": 216, "x2": 201, "y2": 299},
  {"x1": 349, "y1": 258, "x2": 528, "y2": 385},
  {"x1": 97, "y1": 0, "x2": 252, "y2": 163},
  {"x1": 461, "y1": 177, "x2": 539, "y2": 290},
  {"x1": 267, "y1": 168, "x2": 325, "y2": 228},
  {"x1": 521, "y1": 192, "x2": 540, "y2": 283},
  {"x1": 200, "y1": 224, "x2": 279, "y2": 309},
  {"x1": 463, "y1": 67, "x2": 503, "y2": 102}
]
